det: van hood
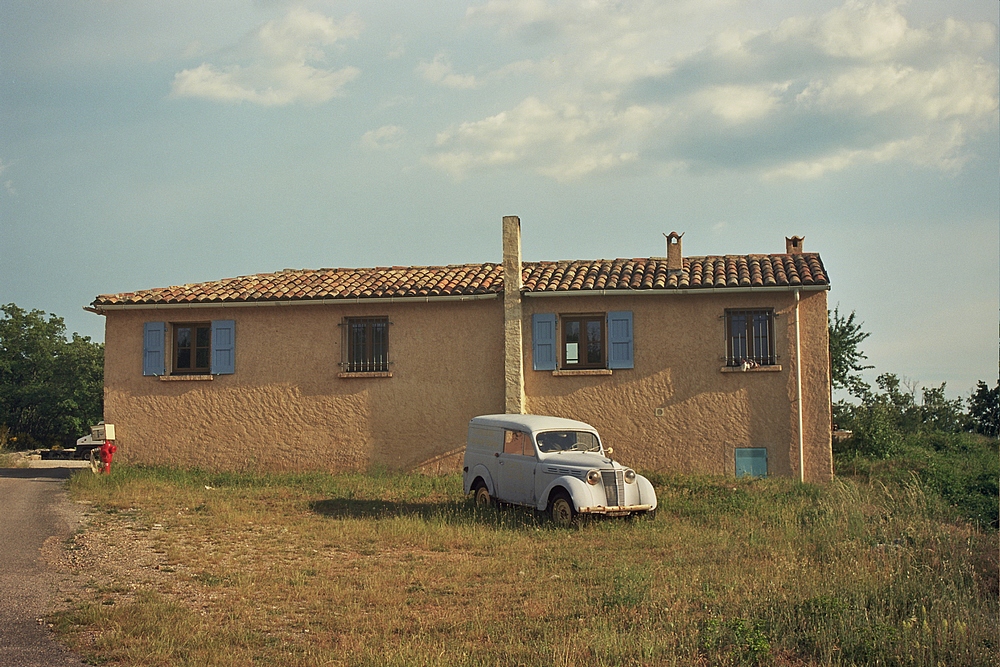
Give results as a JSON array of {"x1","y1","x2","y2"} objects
[{"x1": 537, "y1": 451, "x2": 618, "y2": 469}]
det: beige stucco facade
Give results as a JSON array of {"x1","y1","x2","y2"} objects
[
  {"x1": 521, "y1": 289, "x2": 832, "y2": 481},
  {"x1": 103, "y1": 299, "x2": 505, "y2": 472},
  {"x1": 100, "y1": 284, "x2": 832, "y2": 481}
]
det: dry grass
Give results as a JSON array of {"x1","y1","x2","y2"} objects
[
  {"x1": 0, "y1": 449, "x2": 29, "y2": 467},
  {"x1": 53, "y1": 467, "x2": 998, "y2": 666}
]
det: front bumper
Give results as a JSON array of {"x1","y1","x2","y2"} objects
[{"x1": 577, "y1": 504, "x2": 653, "y2": 516}]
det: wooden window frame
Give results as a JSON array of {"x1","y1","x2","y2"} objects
[
  {"x1": 172, "y1": 322, "x2": 211, "y2": 375},
  {"x1": 342, "y1": 317, "x2": 390, "y2": 373},
  {"x1": 560, "y1": 314, "x2": 605, "y2": 369},
  {"x1": 725, "y1": 309, "x2": 776, "y2": 367}
]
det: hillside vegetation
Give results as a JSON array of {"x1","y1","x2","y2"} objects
[{"x1": 54, "y1": 464, "x2": 997, "y2": 667}]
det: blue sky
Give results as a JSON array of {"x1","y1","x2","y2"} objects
[{"x1": 1, "y1": 0, "x2": 997, "y2": 398}]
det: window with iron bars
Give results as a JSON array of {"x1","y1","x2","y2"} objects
[
  {"x1": 725, "y1": 309, "x2": 775, "y2": 367},
  {"x1": 341, "y1": 317, "x2": 390, "y2": 372}
]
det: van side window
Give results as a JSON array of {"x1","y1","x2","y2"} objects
[{"x1": 503, "y1": 430, "x2": 530, "y2": 456}]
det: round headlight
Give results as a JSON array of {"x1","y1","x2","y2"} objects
[
  {"x1": 624, "y1": 469, "x2": 636, "y2": 484},
  {"x1": 586, "y1": 469, "x2": 601, "y2": 485}
]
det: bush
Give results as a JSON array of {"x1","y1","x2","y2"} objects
[
  {"x1": 848, "y1": 401, "x2": 904, "y2": 459},
  {"x1": 836, "y1": 431, "x2": 999, "y2": 529}
]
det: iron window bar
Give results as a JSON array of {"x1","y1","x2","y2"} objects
[
  {"x1": 725, "y1": 309, "x2": 776, "y2": 367},
  {"x1": 341, "y1": 317, "x2": 391, "y2": 372}
]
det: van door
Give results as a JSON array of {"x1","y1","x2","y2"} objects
[{"x1": 497, "y1": 430, "x2": 536, "y2": 505}]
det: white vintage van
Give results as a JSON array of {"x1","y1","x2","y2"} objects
[{"x1": 462, "y1": 414, "x2": 657, "y2": 526}]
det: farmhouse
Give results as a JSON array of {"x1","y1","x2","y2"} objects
[{"x1": 88, "y1": 217, "x2": 833, "y2": 481}]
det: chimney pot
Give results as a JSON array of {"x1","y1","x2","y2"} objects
[
  {"x1": 664, "y1": 232, "x2": 684, "y2": 271},
  {"x1": 785, "y1": 236, "x2": 804, "y2": 254}
]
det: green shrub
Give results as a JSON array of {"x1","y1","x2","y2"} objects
[{"x1": 836, "y1": 432, "x2": 999, "y2": 528}]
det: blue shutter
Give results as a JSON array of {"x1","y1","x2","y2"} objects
[
  {"x1": 532, "y1": 313, "x2": 556, "y2": 371},
  {"x1": 211, "y1": 320, "x2": 235, "y2": 375},
  {"x1": 607, "y1": 311, "x2": 633, "y2": 369},
  {"x1": 143, "y1": 322, "x2": 166, "y2": 376},
  {"x1": 735, "y1": 448, "x2": 768, "y2": 478}
]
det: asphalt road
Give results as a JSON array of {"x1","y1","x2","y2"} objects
[{"x1": 0, "y1": 468, "x2": 87, "y2": 667}]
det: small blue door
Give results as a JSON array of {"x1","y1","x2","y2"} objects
[{"x1": 735, "y1": 448, "x2": 768, "y2": 478}]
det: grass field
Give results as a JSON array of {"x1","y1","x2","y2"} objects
[{"x1": 53, "y1": 467, "x2": 997, "y2": 666}]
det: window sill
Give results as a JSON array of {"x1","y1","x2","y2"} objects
[
  {"x1": 552, "y1": 369, "x2": 613, "y2": 377},
  {"x1": 159, "y1": 374, "x2": 214, "y2": 381},
  {"x1": 338, "y1": 371, "x2": 393, "y2": 379},
  {"x1": 720, "y1": 365, "x2": 782, "y2": 373}
]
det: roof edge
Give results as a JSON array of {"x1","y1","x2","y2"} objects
[
  {"x1": 524, "y1": 285, "x2": 831, "y2": 297},
  {"x1": 89, "y1": 292, "x2": 501, "y2": 313}
]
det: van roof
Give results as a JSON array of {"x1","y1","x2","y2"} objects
[{"x1": 469, "y1": 414, "x2": 597, "y2": 434}]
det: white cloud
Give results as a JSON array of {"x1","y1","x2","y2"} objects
[
  {"x1": 387, "y1": 34, "x2": 406, "y2": 60},
  {"x1": 466, "y1": 0, "x2": 722, "y2": 84},
  {"x1": 171, "y1": 7, "x2": 361, "y2": 106},
  {"x1": 361, "y1": 125, "x2": 405, "y2": 150},
  {"x1": 428, "y1": 97, "x2": 650, "y2": 181},
  {"x1": 797, "y1": 60, "x2": 998, "y2": 123},
  {"x1": 428, "y1": 1, "x2": 998, "y2": 180},
  {"x1": 0, "y1": 159, "x2": 14, "y2": 197},
  {"x1": 780, "y1": 0, "x2": 916, "y2": 59},
  {"x1": 416, "y1": 54, "x2": 478, "y2": 89},
  {"x1": 692, "y1": 83, "x2": 788, "y2": 123},
  {"x1": 762, "y1": 123, "x2": 973, "y2": 179}
]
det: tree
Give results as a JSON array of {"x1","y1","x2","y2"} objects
[
  {"x1": 968, "y1": 380, "x2": 1000, "y2": 437},
  {"x1": 828, "y1": 306, "x2": 873, "y2": 398},
  {"x1": 919, "y1": 383, "x2": 968, "y2": 434},
  {"x1": 0, "y1": 303, "x2": 104, "y2": 449}
]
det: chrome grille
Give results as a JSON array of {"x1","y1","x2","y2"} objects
[{"x1": 601, "y1": 470, "x2": 624, "y2": 506}]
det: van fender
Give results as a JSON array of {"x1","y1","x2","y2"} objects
[
  {"x1": 536, "y1": 475, "x2": 596, "y2": 512},
  {"x1": 466, "y1": 464, "x2": 495, "y2": 496},
  {"x1": 636, "y1": 475, "x2": 658, "y2": 510}
]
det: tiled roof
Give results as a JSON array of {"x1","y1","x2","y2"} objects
[
  {"x1": 523, "y1": 254, "x2": 828, "y2": 291},
  {"x1": 90, "y1": 254, "x2": 828, "y2": 307}
]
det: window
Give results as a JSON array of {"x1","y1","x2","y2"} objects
[
  {"x1": 503, "y1": 430, "x2": 532, "y2": 456},
  {"x1": 562, "y1": 315, "x2": 604, "y2": 368},
  {"x1": 531, "y1": 311, "x2": 633, "y2": 371},
  {"x1": 174, "y1": 323, "x2": 211, "y2": 373},
  {"x1": 725, "y1": 309, "x2": 775, "y2": 367},
  {"x1": 342, "y1": 317, "x2": 389, "y2": 373},
  {"x1": 142, "y1": 320, "x2": 235, "y2": 376},
  {"x1": 535, "y1": 430, "x2": 600, "y2": 453},
  {"x1": 735, "y1": 448, "x2": 768, "y2": 478}
]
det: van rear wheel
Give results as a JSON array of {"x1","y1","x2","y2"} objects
[{"x1": 549, "y1": 491, "x2": 576, "y2": 528}]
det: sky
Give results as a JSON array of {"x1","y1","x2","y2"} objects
[{"x1": 1, "y1": 0, "x2": 997, "y2": 400}]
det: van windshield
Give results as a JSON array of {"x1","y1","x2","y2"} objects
[{"x1": 535, "y1": 431, "x2": 601, "y2": 453}]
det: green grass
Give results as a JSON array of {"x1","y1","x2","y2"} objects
[
  {"x1": 835, "y1": 432, "x2": 999, "y2": 529},
  {"x1": 54, "y1": 466, "x2": 998, "y2": 666}
]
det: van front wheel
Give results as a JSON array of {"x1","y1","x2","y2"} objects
[
  {"x1": 549, "y1": 491, "x2": 576, "y2": 528},
  {"x1": 473, "y1": 482, "x2": 493, "y2": 507}
]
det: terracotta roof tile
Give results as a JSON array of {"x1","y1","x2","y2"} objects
[{"x1": 91, "y1": 253, "x2": 828, "y2": 307}]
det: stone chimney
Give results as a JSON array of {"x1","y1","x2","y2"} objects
[
  {"x1": 502, "y1": 216, "x2": 525, "y2": 414},
  {"x1": 785, "y1": 236, "x2": 804, "y2": 254},
  {"x1": 664, "y1": 232, "x2": 684, "y2": 271}
]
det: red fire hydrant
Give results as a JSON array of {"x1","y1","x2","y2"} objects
[{"x1": 99, "y1": 440, "x2": 117, "y2": 474}]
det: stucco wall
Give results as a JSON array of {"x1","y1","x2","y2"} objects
[
  {"x1": 522, "y1": 290, "x2": 832, "y2": 482},
  {"x1": 101, "y1": 288, "x2": 831, "y2": 480},
  {"x1": 103, "y1": 299, "x2": 505, "y2": 472}
]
